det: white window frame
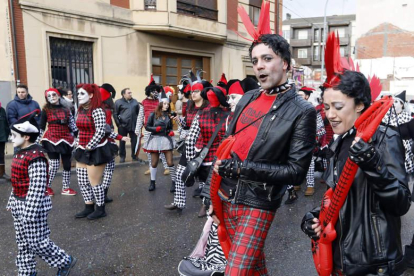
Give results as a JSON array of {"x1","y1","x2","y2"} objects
[
  {"x1": 298, "y1": 48, "x2": 308, "y2": 59},
  {"x1": 297, "y1": 30, "x2": 308, "y2": 39}
]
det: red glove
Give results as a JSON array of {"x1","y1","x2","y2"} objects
[
  {"x1": 168, "y1": 131, "x2": 175, "y2": 137},
  {"x1": 156, "y1": 126, "x2": 162, "y2": 132}
]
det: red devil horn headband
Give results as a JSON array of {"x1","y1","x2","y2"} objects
[{"x1": 236, "y1": 1, "x2": 272, "y2": 42}]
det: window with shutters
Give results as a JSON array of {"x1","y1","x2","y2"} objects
[
  {"x1": 152, "y1": 51, "x2": 210, "y2": 91},
  {"x1": 177, "y1": 0, "x2": 218, "y2": 21}
]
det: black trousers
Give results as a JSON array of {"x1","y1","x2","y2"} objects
[
  {"x1": 0, "y1": 142, "x2": 5, "y2": 164},
  {"x1": 118, "y1": 127, "x2": 137, "y2": 159}
]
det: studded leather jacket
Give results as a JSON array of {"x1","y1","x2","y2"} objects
[
  {"x1": 202, "y1": 86, "x2": 317, "y2": 211},
  {"x1": 303, "y1": 126, "x2": 411, "y2": 275}
]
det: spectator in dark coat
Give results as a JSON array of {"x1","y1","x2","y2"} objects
[
  {"x1": 0, "y1": 102, "x2": 10, "y2": 180},
  {"x1": 6, "y1": 84, "x2": 41, "y2": 125},
  {"x1": 114, "y1": 88, "x2": 140, "y2": 162}
]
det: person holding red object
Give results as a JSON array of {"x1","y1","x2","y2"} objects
[
  {"x1": 143, "y1": 90, "x2": 176, "y2": 192},
  {"x1": 39, "y1": 88, "x2": 78, "y2": 196},
  {"x1": 302, "y1": 32, "x2": 411, "y2": 276}
]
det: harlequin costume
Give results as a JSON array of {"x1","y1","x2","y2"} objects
[
  {"x1": 7, "y1": 110, "x2": 76, "y2": 276},
  {"x1": 143, "y1": 90, "x2": 176, "y2": 191},
  {"x1": 100, "y1": 84, "x2": 124, "y2": 203},
  {"x1": 187, "y1": 85, "x2": 230, "y2": 217},
  {"x1": 165, "y1": 71, "x2": 213, "y2": 212},
  {"x1": 134, "y1": 75, "x2": 169, "y2": 175},
  {"x1": 40, "y1": 88, "x2": 78, "y2": 197},
  {"x1": 74, "y1": 83, "x2": 118, "y2": 220}
]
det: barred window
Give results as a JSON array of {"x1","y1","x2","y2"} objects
[
  {"x1": 145, "y1": 0, "x2": 156, "y2": 10},
  {"x1": 177, "y1": 0, "x2": 218, "y2": 21}
]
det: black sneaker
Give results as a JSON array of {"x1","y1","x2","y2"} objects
[
  {"x1": 192, "y1": 187, "x2": 202, "y2": 198},
  {"x1": 285, "y1": 190, "x2": 298, "y2": 205},
  {"x1": 57, "y1": 256, "x2": 77, "y2": 276}
]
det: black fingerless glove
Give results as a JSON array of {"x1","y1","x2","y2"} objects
[
  {"x1": 349, "y1": 139, "x2": 380, "y2": 171},
  {"x1": 203, "y1": 197, "x2": 211, "y2": 210},
  {"x1": 301, "y1": 219, "x2": 320, "y2": 241},
  {"x1": 218, "y1": 153, "x2": 242, "y2": 179}
]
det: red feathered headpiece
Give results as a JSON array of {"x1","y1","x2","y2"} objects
[
  {"x1": 236, "y1": 1, "x2": 272, "y2": 41},
  {"x1": 324, "y1": 32, "x2": 382, "y2": 101}
]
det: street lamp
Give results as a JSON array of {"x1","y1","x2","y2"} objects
[{"x1": 320, "y1": 0, "x2": 329, "y2": 83}]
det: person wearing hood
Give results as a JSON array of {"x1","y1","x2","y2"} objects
[
  {"x1": 6, "y1": 84, "x2": 41, "y2": 125},
  {"x1": 39, "y1": 88, "x2": 78, "y2": 197},
  {"x1": 6, "y1": 110, "x2": 76, "y2": 275}
]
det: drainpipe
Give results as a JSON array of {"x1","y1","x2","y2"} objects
[{"x1": 9, "y1": 0, "x2": 20, "y2": 83}]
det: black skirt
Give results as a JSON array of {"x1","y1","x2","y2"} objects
[
  {"x1": 179, "y1": 153, "x2": 187, "y2": 166},
  {"x1": 42, "y1": 140, "x2": 73, "y2": 154},
  {"x1": 74, "y1": 143, "x2": 116, "y2": 166}
]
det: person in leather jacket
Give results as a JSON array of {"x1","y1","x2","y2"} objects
[
  {"x1": 143, "y1": 91, "x2": 176, "y2": 192},
  {"x1": 202, "y1": 34, "x2": 317, "y2": 275},
  {"x1": 301, "y1": 70, "x2": 412, "y2": 276}
]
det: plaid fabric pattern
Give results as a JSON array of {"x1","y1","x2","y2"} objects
[
  {"x1": 91, "y1": 184, "x2": 105, "y2": 206},
  {"x1": 173, "y1": 164, "x2": 186, "y2": 209},
  {"x1": 62, "y1": 170, "x2": 71, "y2": 190},
  {"x1": 76, "y1": 108, "x2": 107, "y2": 149},
  {"x1": 42, "y1": 108, "x2": 75, "y2": 145},
  {"x1": 76, "y1": 167, "x2": 94, "y2": 203},
  {"x1": 198, "y1": 109, "x2": 228, "y2": 163},
  {"x1": 11, "y1": 145, "x2": 48, "y2": 198},
  {"x1": 223, "y1": 202, "x2": 276, "y2": 276},
  {"x1": 47, "y1": 159, "x2": 60, "y2": 188},
  {"x1": 11, "y1": 198, "x2": 70, "y2": 275},
  {"x1": 142, "y1": 98, "x2": 159, "y2": 126},
  {"x1": 306, "y1": 156, "x2": 316, "y2": 188}
]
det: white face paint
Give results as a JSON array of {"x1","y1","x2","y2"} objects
[
  {"x1": 47, "y1": 91, "x2": 59, "y2": 105},
  {"x1": 394, "y1": 99, "x2": 403, "y2": 114},
  {"x1": 228, "y1": 94, "x2": 243, "y2": 112},
  {"x1": 11, "y1": 130, "x2": 25, "y2": 148},
  {"x1": 77, "y1": 88, "x2": 90, "y2": 105},
  {"x1": 178, "y1": 92, "x2": 183, "y2": 100}
]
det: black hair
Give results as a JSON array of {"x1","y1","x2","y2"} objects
[
  {"x1": 145, "y1": 85, "x2": 162, "y2": 97},
  {"x1": 16, "y1": 84, "x2": 28, "y2": 92},
  {"x1": 121, "y1": 88, "x2": 129, "y2": 96},
  {"x1": 322, "y1": 70, "x2": 371, "y2": 112},
  {"x1": 28, "y1": 133, "x2": 39, "y2": 143},
  {"x1": 57, "y1": 87, "x2": 69, "y2": 97},
  {"x1": 249, "y1": 34, "x2": 291, "y2": 71}
]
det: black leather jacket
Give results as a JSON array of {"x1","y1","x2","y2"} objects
[
  {"x1": 201, "y1": 86, "x2": 317, "y2": 211},
  {"x1": 303, "y1": 126, "x2": 411, "y2": 275},
  {"x1": 145, "y1": 111, "x2": 173, "y2": 136},
  {"x1": 114, "y1": 98, "x2": 139, "y2": 131}
]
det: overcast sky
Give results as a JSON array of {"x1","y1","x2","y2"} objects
[{"x1": 282, "y1": 0, "x2": 356, "y2": 20}]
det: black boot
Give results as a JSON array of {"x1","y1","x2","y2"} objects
[
  {"x1": 170, "y1": 181, "x2": 176, "y2": 193},
  {"x1": 193, "y1": 187, "x2": 202, "y2": 198},
  {"x1": 75, "y1": 204, "x2": 94, "y2": 218},
  {"x1": 87, "y1": 204, "x2": 107, "y2": 220},
  {"x1": 405, "y1": 245, "x2": 414, "y2": 268},
  {"x1": 149, "y1": 180, "x2": 156, "y2": 191},
  {"x1": 104, "y1": 188, "x2": 113, "y2": 203}
]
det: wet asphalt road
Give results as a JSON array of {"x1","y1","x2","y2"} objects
[{"x1": 1, "y1": 160, "x2": 414, "y2": 276}]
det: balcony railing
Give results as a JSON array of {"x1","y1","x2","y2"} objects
[{"x1": 177, "y1": 1, "x2": 218, "y2": 21}]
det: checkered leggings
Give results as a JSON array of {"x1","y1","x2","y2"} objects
[
  {"x1": 223, "y1": 202, "x2": 276, "y2": 276},
  {"x1": 76, "y1": 167, "x2": 105, "y2": 206},
  {"x1": 48, "y1": 159, "x2": 60, "y2": 188},
  {"x1": 173, "y1": 164, "x2": 186, "y2": 209},
  {"x1": 306, "y1": 156, "x2": 316, "y2": 188},
  {"x1": 12, "y1": 200, "x2": 70, "y2": 275},
  {"x1": 102, "y1": 158, "x2": 115, "y2": 190}
]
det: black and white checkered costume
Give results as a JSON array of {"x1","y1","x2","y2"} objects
[
  {"x1": 102, "y1": 158, "x2": 115, "y2": 190},
  {"x1": 76, "y1": 167, "x2": 94, "y2": 203},
  {"x1": 185, "y1": 114, "x2": 206, "y2": 189},
  {"x1": 382, "y1": 110, "x2": 414, "y2": 173},
  {"x1": 7, "y1": 151, "x2": 70, "y2": 275},
  {"x1": 135, "y1": 104, "x2": 169, "y2": 170}
]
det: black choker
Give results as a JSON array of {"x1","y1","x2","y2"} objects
[{"x1": 266, "y1": 81, "x2": 291, "y2": 95}]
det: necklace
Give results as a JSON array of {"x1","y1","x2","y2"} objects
[{"x1": 266, "y1": 81, "x2": 291, "y2": 95}]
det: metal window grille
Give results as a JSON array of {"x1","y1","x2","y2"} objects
[
  {"x1": 177, "y1": 0, "x2": 218, "y2": 21},
  {"x1": 49, "y1": 37, "x2": 94, "y2": 97}
]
